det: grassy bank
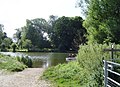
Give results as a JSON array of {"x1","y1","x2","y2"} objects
[
  {"x1": 42, "y1": 44, "x2": 120, "y2": 87},
  {"x1": 42, "y1": 62, "x2": 86, "y2": 87},
  {"x1": 0, "y1": 54, "x2": 27, "y2": 72}
]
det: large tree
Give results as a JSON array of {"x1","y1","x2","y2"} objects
[
  {"x1": 51, "y1": 16, "x2": 86, "y2": 52},
  {"x1": 21, "y1": 18, "x2": 51, "y2": 49},
  {"x1": 78, "y1": 0, "x2": 120, "y2": 44},
  {"x1": 47, "y1": 15, "x2": 59, "y2": 48}
]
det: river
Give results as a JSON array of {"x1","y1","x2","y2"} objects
[{"x1": 0, "y1": 52, "x2": 68, "y2": 68}]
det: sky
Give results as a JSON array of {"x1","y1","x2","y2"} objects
[{"x1": 0, "y1": 0, "x2": 83, "y2": 38}]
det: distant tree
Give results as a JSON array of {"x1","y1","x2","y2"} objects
[
  {"x1": 0, "y1": 24, "x2": 13, "y2": 51},
  {"x1": 76, "y1": 0, "x2": 89, "y2": 15},
  {"x1": 13, "y1": 28, "x2": 23, "y2": 49},
  {"x1": 71, "y1": 16, "x2": 86, "y2": 49},
  {"x1": 23, "y1": 39, "x2": 32, "y2": 51},
  {"x1": 47, "y1": 15, "x2": 58, "y2": 48},
  {"x1": 13, "y1": 16, "x2": 86, "y2": 52},
  {"x1": 48, "y1": 15, "x2": 58, "y2": 26},
  {"x1": 52, "y1": 16, "x2": 86, "y2": 52},
  {"x1": 2, "y1": 37, "x2": 13, "y2": 49},
  {"x1": 22, "y1": 18, "x2": 50, "y2": 49},
  {"x1": 14, "y1": 28, "x2": 21, "y2": 42}
]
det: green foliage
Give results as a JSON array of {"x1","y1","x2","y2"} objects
[
  {"x1": 16, "y1": 56, "x2": 32, "y2": 68},
  {"x1": 25, "y1": 18, "x2": 50, "y2": 48},
  {"x1": 42, "y1": 62, "x2": 88, "y2": 87},
  {"x1": 0, "y1": 54, "x2": 27, "y2": 72},
  {"x1": 14, "y1": 18, "x2": 51, "y2": 50},
  {"x1": 1, "y1": 43, "x2": 7, "y2": 52},
  {"x1": 51, "y1": 16, "x2": 86, "y2": 52},
  {"x1": 2, "y1": 37, "x2": 13, "y2": 48},
  {"x1": 81, "y1": 0, "x2": 120, "y2": 44},
  {"x1": 43, "y1": 43, "x2": 119, "y2": 87},
  {"x1": 77, "y1": 44, "x2": 111, "y2": 87},
  {"x1": 22, "y1": 39, "x2": 32, "y2": 51},
  {"x1": 0, "y1": 24, "x2": 12, "y2": 51},
  {"x1": 13, "y1": 16, "x2": 86, "y2": 52},
  {"x1": 11, "y1": 43, "x2": 17, "y2": 52}
]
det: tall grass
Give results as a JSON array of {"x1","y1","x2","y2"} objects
[
  {"x1": 0, "y1": 54, "x2": 27, "y2": 72},
  {"x1": 42, "y1": 62, "x2": 88, "y2": 87}
]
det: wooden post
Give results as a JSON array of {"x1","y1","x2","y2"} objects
[
  {"x1": 104, "y1": 44, "x2": 120, "y2": 61},
  {"x1": 111, "y1": 44, "x2": 114, "y2": 61}
]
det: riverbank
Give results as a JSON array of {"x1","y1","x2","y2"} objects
[
  {"x1": 0, "y1": 54, "x2": 27, "y2": 71},
  {"x1": 0, "y1": 68, "x2": 51, "y2": 87}
]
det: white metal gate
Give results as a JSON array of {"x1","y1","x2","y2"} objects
[{"x1": 103, "y1": 60, "x2": 120, "y2": 87}]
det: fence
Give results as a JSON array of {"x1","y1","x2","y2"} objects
[{"x1": 103, "y1": 60, "x2": 120, "y2": 87}]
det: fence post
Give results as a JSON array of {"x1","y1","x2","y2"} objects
[{"x1": 104, "y1": 60, "x2": 108, "y2": 87}]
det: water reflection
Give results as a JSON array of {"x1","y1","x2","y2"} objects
[{"x1": 0, "y1": 52, "x2": 68, "y2": 68}]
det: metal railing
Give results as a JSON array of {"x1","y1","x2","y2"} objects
[{"x1": 103, "y1": 60, "x2": 120, "y2": 87}]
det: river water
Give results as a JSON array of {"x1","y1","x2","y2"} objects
[{"x1": 0, "y1": 52, "x2": 68, "y2": 68}]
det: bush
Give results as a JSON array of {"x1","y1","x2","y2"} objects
[
  {"x1": 77, "y1": 44, "x2": 111, "y2": 87},
  {"x1": 0, "y1": 54, "x2": 27, "y2": 72},
  {"x1": 16, "y1": 56, "x2": 32, "y2": 68}
]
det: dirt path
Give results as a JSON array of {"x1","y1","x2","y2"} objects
[{"x1": 0, "y1": 68, "x2": 52, "y2": 87}]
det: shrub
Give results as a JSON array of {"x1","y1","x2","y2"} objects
[
  {"x1": 0, "y1": 54, "x2": 27, "y2": 72},
  {"x1": 16, "y1": 56, "x2": 32, "y2": 68},
  {"x1": 77, "y1": 43, "x2": 110, "y2": 87}
]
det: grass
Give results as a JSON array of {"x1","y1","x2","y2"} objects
[
  {"x1": 42, "y1": 43, "x2": 120, "y2": 87},
  {"x1": 0, "y1": 54, "x2": 27, "y2": 72},
  {"x1": 42, "y1": 62, "x2": 88, "y2": 87}
]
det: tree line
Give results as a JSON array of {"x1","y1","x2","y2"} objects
[
  {"x1": 0, "y1": 16, "x2": 86, "y2": 52},
  {"x1": 1, "y1": 0, "x2": 120, "y2": 52}
]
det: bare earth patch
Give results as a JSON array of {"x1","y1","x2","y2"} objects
[{"x1": 0, "y1": 68, "x2": 51, "y2": 87}]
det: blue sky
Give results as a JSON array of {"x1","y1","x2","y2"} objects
[{"x1": 0, "y1": 0, "x2": 83, "y2": 37}]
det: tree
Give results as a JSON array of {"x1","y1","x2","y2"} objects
[
  {"x1": 2, "y1": 37, "x2": 13, "y2": 49},
  {"x1": 48, "y1": 15, "x2": 58, "y2": 26},
  {"x1": 13, "y1": 28, "x2": 21, "y2": 42},
  {"x1": 47, "y1": 15, "x2": 59, "y2": 48},
  {"x1": 78, "y1": 0, "x2": 120, "y2": 44},
  {"x1": 21, "y1": 18, "x2": 51, "y2": 49},
  {"x1": 76, "y1": 0, "x2": 89, "y2": 15},
  {"x1": 0, "y1": 25, "x2": 12, "y2": 51},
  {"x1": 51, "y1": 16, "x2": 86, "y2": 52},
  {"x1": 13, "y1": 28, "x2": 23, "y2": 49},
  {"x1": 23, "y1": 39, "x2": 32, "y2": 51}
]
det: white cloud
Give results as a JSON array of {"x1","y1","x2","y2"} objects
[{"x1": 0, "y1": 0, "x2": 81, "y2": 37}]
